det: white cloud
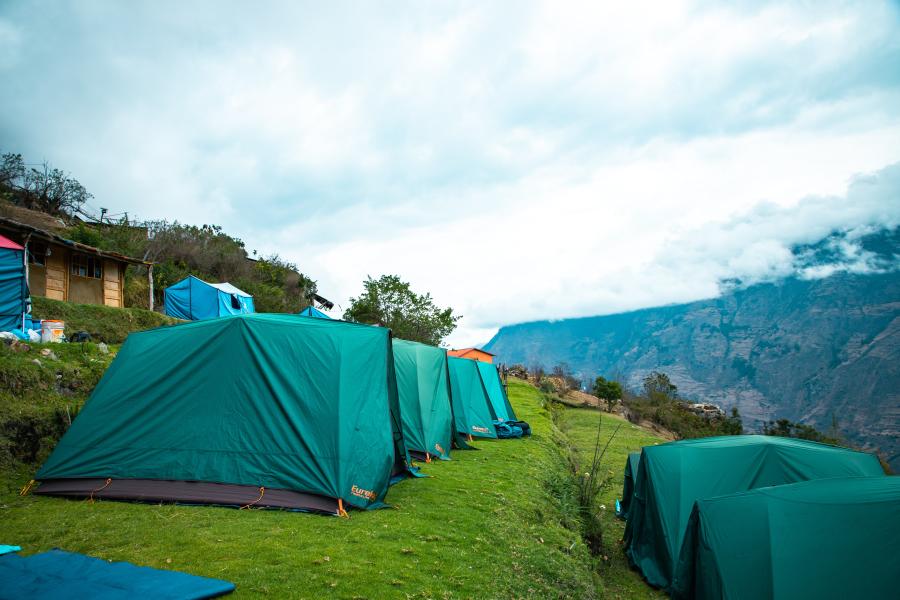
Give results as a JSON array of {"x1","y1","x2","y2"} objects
[{"x1": 1, "y1": 0, "x2": 899, "y2": 346}]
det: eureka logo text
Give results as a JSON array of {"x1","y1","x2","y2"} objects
[{"x1": 350, "y1": 485, "x2": 376, "y2": 501}]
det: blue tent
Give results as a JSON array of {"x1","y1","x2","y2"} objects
[
  {"x1": 0, "y1": 234, "x2": 29, "y2": 332},
  {"x1": 164, "y1": 275, "x2": 254, "y2": 321},
  {"x1": 298, "y1": 306, "x2": 331, "y2": 319}
]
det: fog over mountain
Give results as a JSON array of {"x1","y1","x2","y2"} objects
[{"x1": 486, "y1": 227, "x2": 900, "y2": 469}]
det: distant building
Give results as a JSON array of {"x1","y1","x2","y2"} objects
[
  {"x1": 448, "y1": 347, "x2": 495, "y2": 363},
  {"x1": 0, "y1": 217, "x2": 153, "y2": 309}
]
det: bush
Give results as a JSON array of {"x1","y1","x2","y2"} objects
[
  {"x1": 67, "y1": 220, "x2": 320, "y2": 312},
  {"x1": 542, "y1": 390, "x2": 621, "y2": 557},
  {"x1": 623, "y1": 376, "x2": 743, "y2": 440}
]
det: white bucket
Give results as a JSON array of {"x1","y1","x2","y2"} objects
[{"x1": 40, "y1": 320, "x2": 65, "y2": 343}]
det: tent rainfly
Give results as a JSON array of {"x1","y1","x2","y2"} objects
[
  {"x1": 0, "y1": 234, "x2": 28, "y2": 332},
  {"x1": 163, "y1": 275, "x2": 254, "y2": 320},
  {"x1": 475, "y1": 361, "x2": 529, "y2": 437},
  {"x1": 298, "y1": 306, "x2": 331, "y2": 319},
  {"x1": 392, "y1": 339, "x2": 453, "y2": 461},
  {"x1": 448, "y1": 356, "x2": 497, "y2": 439},
  {"x1": 623, "y1": 435, "x2": 885, "y2": 591},
  {"x1": 671, "y1": 476, "x2": 900, "y2": 600},
  {"x1": 476, "y1": 361, "x2": 516, "y2": 421},
  {"x1": 34, "y1": 313, "x2": 415, "y2": 515},
  {"x1": 616, "y1": 451, "x2": 641, "y2": 520}
]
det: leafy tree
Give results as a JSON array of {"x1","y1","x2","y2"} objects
[
  {"x1": 762, "y1": 418, "x2": 841, "y2": 445},
  {"x1": 719, "y1": 406, "x2": 743, "y2": 435},
  {"x1": 643, "y1": 371, "x2": 678, "y2": 402},
  {"x1": 592, "y1": 376, "x2": 623, "y2": 411},
  {"x1": 0, "y1": 153, "x2": 25, "y2": 190},
  {"x1": 343, "y1": 274, "x2": 460, "y2": 345},
  {"x1": 1, "y1": 151, "x2": 91, "y2": 215}
]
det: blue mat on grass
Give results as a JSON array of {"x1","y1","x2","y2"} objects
[{"x1": 0, "y1": 549, "x2": 234, "y2": 599}]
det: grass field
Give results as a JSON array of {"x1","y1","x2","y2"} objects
[{"x1": 0, "y1": 378, "x2": 664, "y2": 598}]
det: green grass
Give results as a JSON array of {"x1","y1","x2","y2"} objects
[
  {"x1": 32, "y1": 296, "x2": 178, "y2": 344},
  {"x1": 0, "y1": 379, "x2": 606, "y2": 599},
  {"x1": 557, "y1": 407, "x2": 666, "y2": 600}
]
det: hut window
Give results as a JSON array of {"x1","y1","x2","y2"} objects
[
  {"x1": 71, "y1": 254, "x2": 102, "y2": 279},
  {"x1": 28, "y1": 243, "x2": 48, "y2": 266}
]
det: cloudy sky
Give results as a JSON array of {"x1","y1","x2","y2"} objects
[{"x1": 2, "y1": 1, "x2": 899, "y2": 345}]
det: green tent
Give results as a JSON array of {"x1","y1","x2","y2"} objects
[
  {"x1": 624, "y1": 435, "x2": 884, "y2": 591},
  {"x1": 475, "y1": 361, "x2": 517, "y2": 422},
  {"x1": 448, "y1": 357, "x2": 497, "y2": 439},
  {"x1": 615, "y1": 451, "x2": 641, "y2": 520},
  {"x1": 35, "y1": 313, "x2": 414, "y2": 515},
  {"x1": 392, "y1": 339, "x2": 453, "y2": 461},
  {"x1": 671, "y1": 476, "x2": 900, "y2": 600}
]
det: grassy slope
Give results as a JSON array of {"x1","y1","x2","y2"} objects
[
  {"x1": 0, "y1": 341, "x2": 114, "y2": 470},
  {"x1": 0, "y1": 379, "x2": 602, "y2": 599},
  {"x1": 32, "y1": 296, "x2": 178, "y2": 344},
  {"x1": 559, "y1": 407, "x2": 666, "y2": 600}
]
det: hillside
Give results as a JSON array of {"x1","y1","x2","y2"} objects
[
  {"x1": 1, "y1": 378, "x2": 665, "y2": 598},
  {"x1": 486, "y1": 230, "x2": 900, "y2": 470}
]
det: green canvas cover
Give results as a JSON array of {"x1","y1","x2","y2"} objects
[
  {"x1": 475, "y1": 361, "x2": 517, "y2": 421},
  {"x1": 624, "y1": 435, "x2": 884, "y2": 591},
  {"x1": 36, "y1": 313, "x2": 413, "y2": 511},
  {"x1": 392, "y1": 339, "x2": 453, "y2": 460},
  {"x1": 448, "y1": 357, "x2": 497, "y2": 439},
  {"x1": 616, "y1": 451, "x2": 641, "y2": 520},
  {"x1": 671, "y1": 476, "x2": 900, "y2": 600}
]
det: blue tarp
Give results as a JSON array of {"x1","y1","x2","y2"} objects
[
  {"x1": 0, "y1": 549, "x2": 234, "y2": 600},
  {"x1": 0, "y1": 238, "x2": 28, "y2": 332},
  {"x1": 298, "y1": 306, "x2": 331, "y2": 319},
  {"x1": 164, "y1": 276, "x2": 254, "y2": 321}
]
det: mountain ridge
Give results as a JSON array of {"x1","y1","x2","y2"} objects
[{"x1": 485, "y1": 228, "x2": 900, "y2": 469}]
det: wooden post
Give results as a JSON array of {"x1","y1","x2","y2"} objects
[
  {"x1": 22, "y1": 234, "x2": 31, "y2": 284},
  {"x1": 148, "y1": 264, "x2": 154, "y2": 311}
]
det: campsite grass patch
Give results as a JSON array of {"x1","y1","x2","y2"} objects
[
  {"x1": 1, "y1": 379, "x2": 602, "y2": 599},
  {"x1": 558, "y1": 407, "x2": 666, "y2": 600},
  {"x1": 32, "y1": 296, "x2": 178, "y2": 344}
]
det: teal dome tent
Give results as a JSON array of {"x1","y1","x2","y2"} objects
[
  {"x1": 623, "y1": 435, "x2": 885, "y2": 591},
  {"x1": 35, "y1": 314, "x2": 416, "y2": 515},
  {"x1": 671, "y1": 476, "x2": 900, "y2": 600}
]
